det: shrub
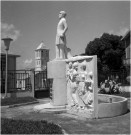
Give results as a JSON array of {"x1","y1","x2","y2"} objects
[
  {"x1": 99, "y1": 79, "x2": 122, "y2": 94},
  {"x1": 1, "y1": 118, "x2": 63, "y2": 134}
]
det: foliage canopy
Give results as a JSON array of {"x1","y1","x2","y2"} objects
[{"x1": 85, "y1": 33, "x2": 125, "y2": 72}]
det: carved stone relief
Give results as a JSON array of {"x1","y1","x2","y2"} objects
[{"x1": 66, "y1": 59, "x2": 94, "y2": 115}]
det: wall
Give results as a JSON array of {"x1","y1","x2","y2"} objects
[
  {"x1": 8, "y1": 56, "x2": 16, "y2": 70},
  {"x1": 3, "y1": 90, "x2": 34, "y2": 98}
]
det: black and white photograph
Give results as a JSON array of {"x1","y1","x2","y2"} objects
[{"x1": 1, "y1": 0, "x2": 130, "y2": 134}]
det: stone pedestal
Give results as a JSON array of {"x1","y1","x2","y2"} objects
[{"x1": 47, "y1": 59, "x2": 67, "y2": 106}]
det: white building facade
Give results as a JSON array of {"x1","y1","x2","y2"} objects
[{"x1": 35, "y1": 41, "x2": 49, "y2": 71}]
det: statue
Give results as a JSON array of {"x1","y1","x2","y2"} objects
[
  {"x1": 81, "y1": 71, "x2": 94, "y2": 108},
  {"x1": 67, "y1": 62, "x2": 79, "y2": 108},
  {"x1": 55, "y1": 11, "x2": 68, "y2": 59},
  {"x1": 70, "y1": 62, "x2": 79, "y2": 107},
  {"x1": 77, "y1": 63, "x2": 88, "y2": 109}
]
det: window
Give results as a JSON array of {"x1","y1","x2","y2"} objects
[
  {"x1": 41, "y1": 50, "x2": 43, "y2": 57},
  {"x1": 46, "y1": 52, "x2": 47, "y2": 57},
  {"x1": 37, "y1": 51, "x2": 40, "y2": 57},
  {"x1": 38, "y1": 51, "x2": 40, "y2": 57}
]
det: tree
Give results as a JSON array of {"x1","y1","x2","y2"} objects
[{"x1": 85, "y1": 33, "x2": 125, "y2": 72}]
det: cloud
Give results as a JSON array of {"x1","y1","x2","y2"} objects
[
  {"x1": 116, "y1": 27, "x2": 129, "y2": 36},
  {"x1": 1, "y1": 22, "x2": 20, "y2": 42},
  {"x1": 108, "y1": 30, "x2": 114, "y2": 35},
  {"x1": 108, "y1": 27, "x2": 129, "y2": 36},
  {"x1": 23, "y1": 59, "x2": 33, "y2": 68}
]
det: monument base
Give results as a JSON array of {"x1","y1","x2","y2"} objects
[
  {"x1": 33, "y1": 103, "x2": 93, "y2": 118},
  {"x1": 33, "y1": 102, "x2": 66, "y2": 113},
  {"x1": 66, "y1": 110, "x2": 93, "y2": 118},
  {"x1": 47, "y1": 59, "x2": 67, "y2": 106}
]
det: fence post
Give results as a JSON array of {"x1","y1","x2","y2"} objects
[{"x1": 30, "y1": 70, "x2": 35, "y2": 97}]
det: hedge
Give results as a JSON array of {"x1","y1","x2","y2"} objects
[{"x1": 1, "y1": 118, "x2": 63, "y2": 134}]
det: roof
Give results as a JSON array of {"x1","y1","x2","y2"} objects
[
  {"x1": 1, "y1": 53, "x2": 20, "y2": 57},
  {"x1": 35, "y1": 41, "x2": 49, "y2": 50},
  {"x1": 121, "y1": 30, "x2": 130, "y2": 41},
  {"x1": 0, "y1": 51, "x2": 20, "y2": 57}
]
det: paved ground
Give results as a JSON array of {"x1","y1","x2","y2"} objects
[{"x1": 1, "y1": 98, "x2": 131, "y2": 134}]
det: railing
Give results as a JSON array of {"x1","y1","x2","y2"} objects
[
  {"x1": 1, "y1": 70, "x2": 53, "y2": 99},
  {"x1": 1, "y1": 70, "x2": 32, "y2": 92},
  {"x1": 34, "y1": 71, "x2": 51, "y2": 91}
]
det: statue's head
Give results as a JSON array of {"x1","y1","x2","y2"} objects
[
  {"x1": 81, "y1": 63, "x2": 86, "y2": 71},
  {"x1": 72, "y1": 62, "x2": 78, "y2": 70},
  {"x1": 59, "y1": 11, "x2": 67, "y2": 18},
  {"x1": 68, "y1": 62, "x2": 72, "y2": 69},
  {"x1": 72, "y1": 70, "x2": 79, "y2": 82}
]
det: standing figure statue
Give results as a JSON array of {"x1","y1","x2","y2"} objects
[{"x1": 55, "y1": 11, "x2": 68, "y2": 59}]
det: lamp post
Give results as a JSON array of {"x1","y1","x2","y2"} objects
[{"x1": 2, "y1": 37, "x2": 13, "y2": 98}]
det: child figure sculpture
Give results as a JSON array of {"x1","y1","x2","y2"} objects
[
  {"x1": 84, "y1": 71, "x2": 93, "y2": 108},
  {"x1": 78, "y1": 64, "x2": 93, "y2": 109},
  {"x1": 69, "y1": 62, "x2": 79, "y2": 108}
]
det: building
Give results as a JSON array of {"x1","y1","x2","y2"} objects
[
  {"x1": 121, "y1": 30, "x2": 130, "y2": 83},
  {"x1": 35, "y1": 41, "x2": 49, "y2": 71},
  {"x1": 1, "y1": 52, "x2": 20, "y2": 71},
  {"x1": 121, "y1": 30, "x2": 130, "y2": 66},
  {"x1": 1, "y1": 52, "x2": 20, "y2": 93}
]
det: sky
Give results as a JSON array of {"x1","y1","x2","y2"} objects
[{"x1": 1, "y1": 0, "x2": 130, "y2": 69}]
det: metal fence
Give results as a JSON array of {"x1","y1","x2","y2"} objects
[
  {"x1": 1, "y1": 70, "x2": 53, "y2": 98},
  {"x1": 1, "y1": 70, "x2": 32, "y2": 93},
  {"x1": 34, "y1": 71, "x2": 51, "y2": 91}
]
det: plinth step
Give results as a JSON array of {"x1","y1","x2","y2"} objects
[{"x1": 33, "y1": 103, "x2": 66, "y2": 112}]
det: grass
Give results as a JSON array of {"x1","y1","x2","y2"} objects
[
  {"x1": 1, "y1": 91, "x2": 130, "y2": 134},
  {"x1": 15, "y1": 107, "x2": 130, "y2": 134},
  {"x1": 1, "y1": 118, "x2": 63, "y2": 134},
  {"x1": 1, "y1": 98, "x2": 130, "y2": 134},
  {"x1": 1, "y1": 96, "x2": 38, "y2": 106}
]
